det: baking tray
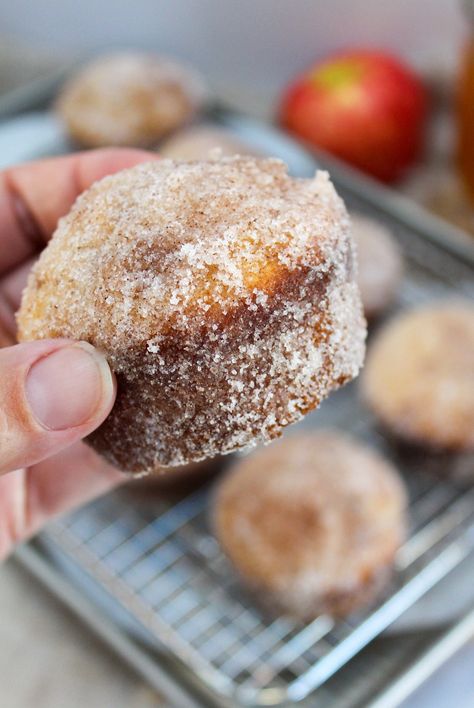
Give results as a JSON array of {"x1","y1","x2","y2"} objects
[
  {"x1": 2, "y1": 99, "x2": 474, "y2": 706},
  {"x1": 13, "y1": 541, "x2": 474, "y2": 708}
]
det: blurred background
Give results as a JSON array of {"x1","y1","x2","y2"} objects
[{"x1": 0, "y1": 0, "x2": 466, "y2": 109}]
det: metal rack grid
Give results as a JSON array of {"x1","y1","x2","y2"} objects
[{"x1": 41, "y1": 187, "x2": 474, "y2": 706}]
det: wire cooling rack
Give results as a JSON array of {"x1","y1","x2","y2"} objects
[
  {"x1": 40, "y1": 143, "x2": 474, "y2": 706},
  {"x1": 0, "y1": 105, "x2": 459, "y2": 704}
]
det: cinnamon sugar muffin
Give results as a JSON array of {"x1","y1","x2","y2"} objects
[
  {"x1": 159, "y1": 124, "x2": 258, "y2": 160},
  {"x1": 213, "y1": 430, "x2": 406, "y2": 619},
  {"x1": 351, "y1": 213, "x2": 403, "y2": 319},
  {"x1": 57, "y1": 52, "x2": 206, "y2": 148},
  {"x1": 362, "y1": 302, "x2": 474, "y2": 451},
  {"x1": 18, "y1": 156, "x2": 365, "y2": 474}
]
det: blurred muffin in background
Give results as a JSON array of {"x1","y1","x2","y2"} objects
[
  {"x1": 158, "y1": 124, "x2": 259, "y2": 160},
  {"x1": 57, "y1": 52, "x2": 207, "y2": 148},
  {"x1": 213, "y1": 430, "x2": 406, "y2": 620},
  {"x1": 362, "y1": 301, "x2": 474, "y2": 451},
  {"x1": 351, "y1": 213, "x2": 403, "y2": 319}
]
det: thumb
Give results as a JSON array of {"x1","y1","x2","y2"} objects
[{"x1": 0, "y1": 339, "x2": 115, "y2": 475}]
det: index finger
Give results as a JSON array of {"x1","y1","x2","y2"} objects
[{"x1": 0, "y1": 148, "x2": 157, "y2": 275}]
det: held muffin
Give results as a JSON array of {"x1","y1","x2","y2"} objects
[
  {"x1": 362, "y1": 301, "x2": 474, "y2": 451},
  {"x1": 18, "y1": 156, "x2": 365, "y2": 474},
  {"x1": 213, "y1": 430, "x2": 406, "y2": 619},
  {"x1": 57, "y1": 52, "x2": 206, "y2": 148}
]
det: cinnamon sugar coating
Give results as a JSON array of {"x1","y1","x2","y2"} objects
[
  {"x1": 18, "y1": 157, "x2": 365, "y2": 474},
  {"x1": 362, "y1": 302, "x2": 474, "y2": 451},
  {"x1": 213, "y1": 430, "x2": 406, "y2": 619},
  {"x1": 57, "y1": 52, "x2": 206, "y2": 148}
]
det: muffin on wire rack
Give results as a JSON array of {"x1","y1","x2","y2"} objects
[
  {"x1": 351, "y1": 213, "x2": 403, "y2": 319},
  {"x1": 362, "y1": 301, "x2": 474, "y2": 452},
  {"x1": 57, "y1": 52, "x2": 207, "y2": 148},
  {"x1": 158, "y1": 123, "x2": 258, "y2": 160},
  {"x1": 213, "y1": 430, "x2": 406, "y2": 619}
]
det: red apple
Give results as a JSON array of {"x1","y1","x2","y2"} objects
[{"x1": 279, "y1": 50, "x2": 427, "y2": 183}]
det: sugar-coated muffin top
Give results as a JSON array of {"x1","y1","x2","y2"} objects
[{"x1": 19, "y1": 156, "x2": 360, "y2": 351}]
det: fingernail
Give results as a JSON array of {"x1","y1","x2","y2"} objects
[{"x1": 26, "y1": 342, "x2": 114, "y2": 430}]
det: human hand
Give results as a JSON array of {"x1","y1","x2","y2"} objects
[{"x1": 0, "y1": 148, "x2": 156, "y2": 559}]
